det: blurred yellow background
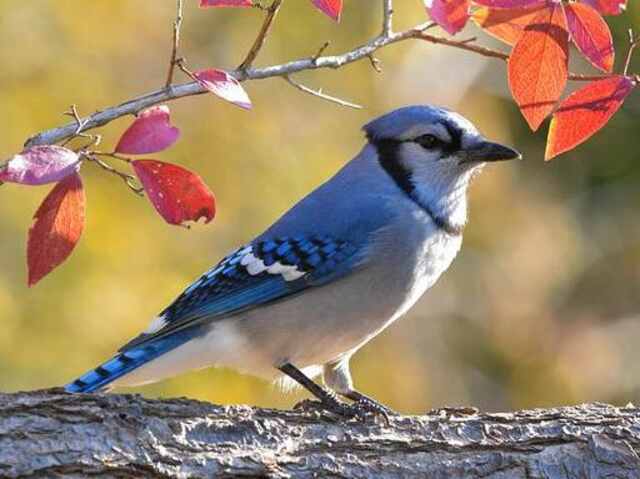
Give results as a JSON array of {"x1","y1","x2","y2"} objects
[{"x1": 1, "y1": 1, "x2": 639, "y2": 414}]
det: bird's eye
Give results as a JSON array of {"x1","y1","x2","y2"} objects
[{"x1": 414, "y1": 134, "x2": 440, "y2": 149}]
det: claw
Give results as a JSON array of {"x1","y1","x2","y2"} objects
[
  {"x1": 352, "y1": 397, "x2": 395, "y2": 426},
  {"x1": 294, "y1": 398, "x2": 372, "y2": 422}
]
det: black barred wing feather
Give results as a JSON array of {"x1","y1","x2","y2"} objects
[{"x1": 120, "y1": 235, "x2": 360, "y2": 351}]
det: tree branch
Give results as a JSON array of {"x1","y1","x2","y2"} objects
[
  {"x1": 23, "y1": 19, "x2": 619, "y2": 149},
  {"x1": 2, "y1": 390, "x2": 640, "y2": 477},
  {"x1": 382, "y1": 0, "x2": 393, "y2": 37}
]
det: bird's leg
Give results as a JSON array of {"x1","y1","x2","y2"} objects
[
  {"x1": 323, "y1": 360, "x2": 396, "y2": 424},
  {"x1": 278, "y1": 362, "x2": 367, "y2": 420}
]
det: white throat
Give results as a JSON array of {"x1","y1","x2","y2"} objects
[{"x1": 411, "y1": 165, "x2": 480, "y2": 233}]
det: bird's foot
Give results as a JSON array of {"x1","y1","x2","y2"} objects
[
  {"x1": 295, "y1": 394, "x2": 393, "y2": 425},
  {"x1": 428, "y1": 406, "x2": 479, "y2": 418},
  {"x1": 350, "y1": 395, "x2": 395, "y2": 425},
  {"x1": 294, "y1": 397, "x2": 367, "y2": 421}
]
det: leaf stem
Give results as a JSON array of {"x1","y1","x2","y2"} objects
[{"x1": 84, "y1": 154, "x2": 143, "y2": 196}]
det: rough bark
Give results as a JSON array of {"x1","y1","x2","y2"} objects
[{"x1": 1, "y1": 389, "x2": 640, "y2": 478}]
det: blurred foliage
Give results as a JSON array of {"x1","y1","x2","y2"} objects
[{"x1": 0, "y1": 1, "x2": 639, "y2": 413}]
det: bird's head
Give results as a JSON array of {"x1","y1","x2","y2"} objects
[{"x1": 364, "y1": 105, "x2": 521, "y2": 232}]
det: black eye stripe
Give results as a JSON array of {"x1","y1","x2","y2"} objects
[{"x1": 440, "y1": 121, "x2": 462, "y2": 154}]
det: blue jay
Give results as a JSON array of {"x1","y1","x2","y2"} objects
[{"x1": 66, "y1": 105, "x2": 521, "y2": 418}]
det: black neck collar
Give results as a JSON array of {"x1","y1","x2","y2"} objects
[{"x1": 371, "y1": 139, "x2": 464, "y2": 236}]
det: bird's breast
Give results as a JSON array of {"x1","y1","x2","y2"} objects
[{"x1": 368, "y1": 206, "x2": 463, "y2": 323}]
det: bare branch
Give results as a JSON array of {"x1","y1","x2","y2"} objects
[
  {"x1": 24, "y1": 20, "x2": 621, "y2": 149},
  {"x1": 166, "y1": 0, "x2": 184, "y2": 87},
  {"x1": 624, "y1": 29, "x2": 639, "y2": 76},
  {"x1": 238, "y1": 0, "x2": 284, "y2": 71},
  {"x1": 418, "y1": 32, "x2": 509, "y2": 60},
  {"x1": 382, "y1": 0, "x2": 393, "y2": 37},
  {"x1": 367, "y1": 53, "x2": 383, "y2": 73},
  {"x1": 61, "y1": 104, "x2": 102, "y2": 149},
  {"x1": 284, "y1": 75, "x2": 362, "y2": 109},
  {"x1": 312, "y1": 41, "x2": 331, "y2": 64}
]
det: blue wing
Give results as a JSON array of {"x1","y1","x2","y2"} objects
[{"x1": 65, "y1": 234, "x2": 362, "y2": 393}]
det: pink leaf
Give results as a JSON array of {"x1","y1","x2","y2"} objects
[
  {"x1": 581, "y1": 0, "x2": 626, "y2": 15},
  {"x1": 199, "y1": 0, "x2": 252, "y2": 7},
  {"x1": 27, "y1": 173, "x2": 85, "y2": 286},
  {"x1": 471, "y1": 0, "x2": 546, "y2": 8},
  {"x1": 133, "y1": 160, "x2": 216, "y2": 226},
  {"x1": 115, "y1": 105, "x2": 181, "y2": 155},
  {"x1": 194, "y1": 69, "x2": 252, "y2": 110},
  {"x1": 426, "y1": 0, "x2": 471, "y2": 35},
  {"x1": 565, "y1": 3, "x2": 614, "y2": 72},
  {"x1": 0, "y1": 145, "x2": 81, "y2": 185},
  {"x1": 311, "y1": 0, "x2": 343, "y2": 21}
]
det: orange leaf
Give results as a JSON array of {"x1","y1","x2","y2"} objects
[
  {"x1": 508, "y1": 4, "x2": 569, "y2": 131},
  {"x1": 472, "y1": 4, "x2": 548, "y2": 45},
  {"x1": 545, "y1": 76, "x2": 635, "y2": 160},
  {"x1": 27, "y1": 174, "x2": 85, "y2": 286},
  {"x1": 565, "y1": 3, "x2": 614, "y2": 72}
]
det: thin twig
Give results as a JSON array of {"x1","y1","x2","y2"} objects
[
  {"x1": 382, "y1": 0, "x2": 393, "y2": 37},
  {"x1": 238, "y1": 0, "x2": 283, "y2": 70},
  {"x1": 166, "y1": 0, "x2": 184, "y2": 87},
  {"x1": 418, "y1": 33, "x2": 509, "y2": 60},
  {"x1": 312, "y1": 41, "x2": 331, "y2": 64},
  {"x1": 459, "y1": 36, "x2": 477, "y2": 45},
  {"x1": 91, "y1": 151, "x2": 133, "y2": 164},
  {"x1": 624, "y1": 29, "x2": 639, "y2": 76},
  {"x1": 367, "y1": 54, "x2": 382, "y2": 73},
  {"x1": 61, "y1": 105, "x2": 102, "y2": 148},
  {"x1": 84, "y1": 154, "x2": 143, "y2": 195},
  {"x1": 418, "y1": 33, "x2": 611, "y2": 81},
  {"x1": 24, "y1": 20, "x2": 625, "y2": 148},
  {"x1": 284, "y1": 76, "x2": 362, "y2": 109}
]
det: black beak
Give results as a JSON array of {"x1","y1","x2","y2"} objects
[{"x1": 463, "y1": 141, "x2": 522, "y2": 163}]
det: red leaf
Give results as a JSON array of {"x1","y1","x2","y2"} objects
[
  {"x1": 311, "y1": 0, "x2": 343, "y2": 21},
  {"x1": 471, "y1": 0, "x2": 546, "y2": 8},
  {"x1": 27, "y1": 174, "x2": 85, "y2": 287},
  {"x1": 133, "y1": 160, "x2": 216, "y2": 226},
  {"x1": 565, "y1": 3, "x2": 614, "y2": 72},
  {"x1": 472, "y1": 4, "x2": 548, "y2": 45},
  {"x1": 581, "y1": 0, "x2": 626, "y2": 16},
  {"x1": 508, "y1": 4, "x2": 569, "y2": 131},
  {"x1": 194, "y1": 69, "x2": 252, "y2": 110},
  {"x1": 199, "y1": 0, "x2": 252, "y2": 7},
  {"x1": 426, "y1": 0, "x2": 471, "y2": 35},
  {"x1": 0, "y1": 145, "x2": 81, "y2": 185},
  {"x1": 115, "y1": 105, "x2": 180, "y2": 155},
  {"x1": 545, "y1": 76, "x2": 635, "y2": 160}
]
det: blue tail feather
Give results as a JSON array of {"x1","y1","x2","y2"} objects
[{"x1": 65, "y1": 327, "x2": 202, "y2": 393}]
